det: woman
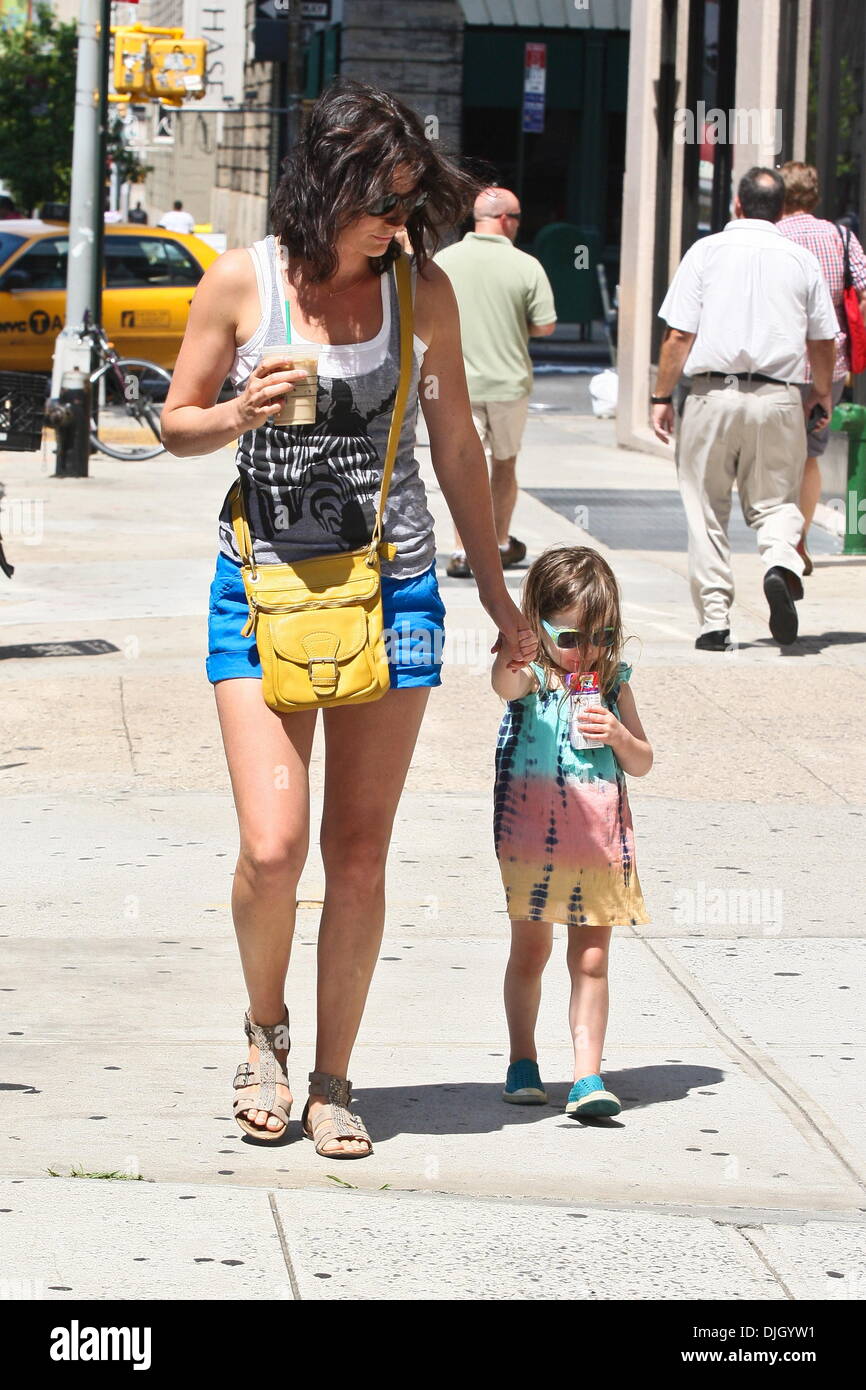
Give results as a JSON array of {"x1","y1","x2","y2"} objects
[
  {"x1": 778, "y1": 162, "x2": 866, "y2": 573},
  {"x1": 161, "y1": 78, "x2": 536, "y2": 1158}
]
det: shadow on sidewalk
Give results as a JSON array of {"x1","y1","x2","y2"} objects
[
  {"x1": 732, "y1": 630, "x2": 866, "y2": 656},
  {"x1": 235, "y1": 1065, "x2": 726, "y2": 1144}
]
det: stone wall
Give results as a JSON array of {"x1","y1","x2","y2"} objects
[
  {"x1": 141, "y1": 110, "x2": 219, "y2": 228},
  {"x1": 131, "y1": 0, "x2": 218, "y2": 226},
  {"x1": 340, "y1": 0, "x2": 464, "y2": 155},
  {"x1": 212, "y1": 0, "x2": 278, "y2": 248}
]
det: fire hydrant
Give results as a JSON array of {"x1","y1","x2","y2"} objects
[
  {"x1": 45, "y1": 367, "x2": 91, "y2": 478},
  {"x1": 830, "y1": 402, "x2": 866, "y2": 556}
]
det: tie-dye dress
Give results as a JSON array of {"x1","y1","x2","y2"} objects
[{"x1": 493, "y1": 660, "x2": 649, "y2": 927}]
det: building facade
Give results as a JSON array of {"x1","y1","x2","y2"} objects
[
  {"x1": 616, "y1": 0, "x2": 814, "y2": 454},
  {"x1": 127, "y1": 1, "x2": 632, "y2": 258},
  {"x1": 118, "y1": 0, "x2": 859, "y2": 443}
]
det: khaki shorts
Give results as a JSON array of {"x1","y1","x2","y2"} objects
[{"x1": 471, "y1": 396, "x2": 530, "y2": 460}]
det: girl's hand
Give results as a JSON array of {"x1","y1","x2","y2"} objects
[
  {"x1": 233, "y1": 359, "x2": 310, "y2": 432},
  {"x1": 576, "y1": 706, "x2": 624, "y2": 748},
  {"x1": 487, "y1": 593, "x2": 538, "y2": 672}
]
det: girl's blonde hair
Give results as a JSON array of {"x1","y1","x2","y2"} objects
[{"x1": 520, "y1": 545, "x2": 625, "y2": 704}]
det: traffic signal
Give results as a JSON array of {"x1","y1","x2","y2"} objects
[
  {"x1": 148, "y1": 38, "x2": 207, "y2": 102},
  {"x1": 111, "y1": 28, "x2": 207, "y2": 104},
  {"x1": 113, "y1": 28, "x2": 149, "y2": 97}
]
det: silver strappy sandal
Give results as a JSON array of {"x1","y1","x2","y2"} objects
[
  {"x1": 300, "y1": 1070, "x2": 373, "y2": 1159},
  {"x1": 232, "y1": 1006, "x2": 292, "y2": 1142}
]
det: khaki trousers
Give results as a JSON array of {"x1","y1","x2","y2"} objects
[{"x1": 676, "y1": 378, "x2": 808, "y2": 633}]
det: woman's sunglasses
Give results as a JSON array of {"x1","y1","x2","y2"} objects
[
  {"x1": 365, "y1": 188, "x2": 429, "y2": 218},
  {"x1": 541, "y1": 618, "x2": 616, "y2": 650}
]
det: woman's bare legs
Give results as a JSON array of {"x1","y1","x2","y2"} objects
[
  {"x1": 214, "y1": 678, "x2": 318, "y2": 1132},
  {"x1": 798, "y1": 454, "x2": 821, "y2": 538},
  {"x1": 309, "y1": 685, "x2": 430, "y2": 1154},
  {"x1": 503, "y1": 919, "x2": 554, "y2": 1062},
  {"x1": 566, "y1": 924, "x2": 613, "y2": 1080}
]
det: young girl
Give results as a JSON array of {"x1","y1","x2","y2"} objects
[{"x1": 491, "y1": 545, "x2": 652, "y2": 1118}]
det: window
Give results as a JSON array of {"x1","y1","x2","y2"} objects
[
  {"x1": 6, "y1": 236, "x2": 68, "y2": 289},
  {"x1": 105, "y1": 235, "x2": 203, "y2": 288},
  {"x1": 0, "y1": 232, "x2": 26, "y2": 267}
]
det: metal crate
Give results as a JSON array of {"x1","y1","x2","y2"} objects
[{"x1": 0, "y1": 372, "x2": 49, "y2": 452}]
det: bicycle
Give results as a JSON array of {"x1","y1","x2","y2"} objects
[{"x1": 81, "y1": 310, "x2": 173, "y2": 461}]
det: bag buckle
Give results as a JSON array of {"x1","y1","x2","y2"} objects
[{"x1": 307, "y1": 656, "x2": 339, "y2": 687}]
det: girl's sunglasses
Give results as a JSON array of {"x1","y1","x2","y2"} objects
[
  {"x1": 541, "y1": 618, "x2": 616, "y2": 650},
  {"x1": 365, "y1": 188, "x2": 429, "y2": 218}
]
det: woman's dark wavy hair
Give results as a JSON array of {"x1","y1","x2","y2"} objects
[{"x1": 270, "y1": 77, "x2": 485, "y2": 282}]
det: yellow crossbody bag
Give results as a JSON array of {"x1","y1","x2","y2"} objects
[{"x1": 229, "y1": 248, "x2": 414, "y2": 714}]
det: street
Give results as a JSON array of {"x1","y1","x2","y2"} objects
[{"x1": 1, "y1": 393, "x2": 864, "y2": 1300}]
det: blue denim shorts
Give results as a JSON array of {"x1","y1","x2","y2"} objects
[{"x1": 206, "y1": 550, "x2": 446, "y2": 688}]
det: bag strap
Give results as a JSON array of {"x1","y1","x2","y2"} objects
[
  {"x1": 368, "y1": 247, "x2": 414, "y2": 560},
  {"x1": 230, "y1": 472, "x2": 255, "y2": 572},
  {"x1": 230, "y1": 248, "x2": 414, "y2": 572},
  {"x1": 837, "y1": 222, "x2": 853, "y2": 290}
]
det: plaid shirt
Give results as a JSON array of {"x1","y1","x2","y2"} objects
[{"x1": 778, "y1": 211, "x2": 866, "y2": 380}]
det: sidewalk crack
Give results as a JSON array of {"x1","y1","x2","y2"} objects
[
  {"x1": 730, "y1": 1224, "x2": 796, "y2": 1300},
  {"x1": 268, "y1": 1190, "x2": 301, "y2": 1300},
  {"x1": 634, "y1": 933, "x2": 866, "y2": 1196},
  {"x1": 118, "y1": 676, "x2": 136, "y2": 777}
]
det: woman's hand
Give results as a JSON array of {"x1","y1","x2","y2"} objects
[
  {"x1": 233, "y1": 359, "x2": 311, "y2": 433},
  {"x1": 487, "y1": 592, "x2": 538, "y2": 672}
]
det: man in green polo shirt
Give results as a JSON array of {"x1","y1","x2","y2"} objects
[{"x1": 434, "y1": 186, "x2": 557, "y2": 577}]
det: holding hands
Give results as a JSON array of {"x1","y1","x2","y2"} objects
[{"x1": 489, "y1": 594, "x2": 538, "y2": 672}]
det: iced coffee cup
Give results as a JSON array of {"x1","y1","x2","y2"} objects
[{"x1": 259, "y1": 343, "x2": 322, "y2": 426}]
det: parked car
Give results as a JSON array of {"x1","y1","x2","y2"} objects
[{"x1": 0, "y1": 221, "x2": 219, "y2": 371}]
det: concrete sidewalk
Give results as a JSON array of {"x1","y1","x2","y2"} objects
[{"x1": 1, "y1": 412, "x2": 864, "y2": 1301}]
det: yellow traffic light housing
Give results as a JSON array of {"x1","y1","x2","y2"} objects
[
  {"x1": 148, "y1": 38, "x2": 207, "y2": 102},
  {"x1": 111, "y1": 26, "x2": 207, "y2": 104},
  {"x1": 113, "y1": 28, "x2": 149, "y2": 97}
]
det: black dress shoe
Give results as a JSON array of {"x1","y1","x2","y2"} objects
[
  {"x1": 763, "y1": 566, "x2": 800, "y2": 645},
  {"x1": 695, "y1": 629, "x2": 731, "y2": 651}
]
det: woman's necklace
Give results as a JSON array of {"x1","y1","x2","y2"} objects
[
  {"x1": 282, "y1": 247, "x2": 372, "y2": 300},
  {"x1": 324, "y1": 268, "x2": 373, "y2": 297}
]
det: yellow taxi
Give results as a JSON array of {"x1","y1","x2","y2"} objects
[{"x1": 0, "y1": 220, "x2": 219, "y2": 371}]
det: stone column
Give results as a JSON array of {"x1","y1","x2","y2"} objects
[{"x1": 615, "y1": 0, "x2": 670, "y2": 457}]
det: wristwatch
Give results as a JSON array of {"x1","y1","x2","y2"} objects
[{"x1": 650, "y1": 394, "x2": 673, "y2": 404}]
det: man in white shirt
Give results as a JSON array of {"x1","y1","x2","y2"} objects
[
  {"x1": 653, "y1": 167, "x2": 837, "y2": 649},
  {"x1": 158, "y1": 200, "x2": 196, "y2": 235}
]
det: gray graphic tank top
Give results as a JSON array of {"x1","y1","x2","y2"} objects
[{"x1": 217, "y1": 236, "x2": 437, "y2": 580}]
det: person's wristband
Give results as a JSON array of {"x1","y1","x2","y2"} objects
[{"x1": 650, "y1": 394, "x2": 673, "y2": 404}]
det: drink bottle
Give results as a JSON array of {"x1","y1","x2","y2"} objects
[{"x1": 567, "y1": 670, "x2": 604, "y2": 750}]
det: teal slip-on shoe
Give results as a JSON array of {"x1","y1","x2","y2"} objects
[
  {"x1": 502, "y1": 1057, "x2": 548, "y2": 1105},
  {"x1": 565, "y1": 1073, "x2": 621, "y2": 1117}
]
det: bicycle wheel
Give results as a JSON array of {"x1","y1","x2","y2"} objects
[{"x1": 89, "y1": 358, "x2": 172, "y2": 460}]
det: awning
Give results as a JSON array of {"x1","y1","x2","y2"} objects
[{"x1": 458, "y1": 0, "x2": 631, "y2": 27}]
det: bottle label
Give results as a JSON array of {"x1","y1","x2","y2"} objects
[{"x1": 568, "y1": 671, "x2": 604, "y2": 750}]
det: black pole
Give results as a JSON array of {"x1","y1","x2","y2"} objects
[
  {"x1": 814, "y1": 0, "x2": 841, "y2": 222},
  {"x1": 92, "y1": 0, "x2": 110, "y2": 326},
  {"x1": 90, "y1": 0, "x2": 110, "y2": 446}
]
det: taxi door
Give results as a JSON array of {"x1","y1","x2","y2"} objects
[
  {"x1": 0, "y1": 233, "x2": 68, "y2": 371},
  {"x1": 102, "y1": 233, "x2": 203, "y2": 369}
]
